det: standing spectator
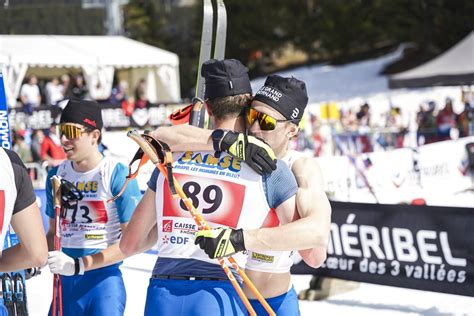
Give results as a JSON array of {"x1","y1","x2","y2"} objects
[
  {"x1": 12, "y1": 130, "x2": 32, "y2": 163},
  {"x1": 393, "y1": 107, "x2": 406, "y2": 148},
  {"x1": 61, "y1": 74, "x2": 72, "y2": 96},
  {"x1": 134, "y1": 78, "x2": 148, "y2": 109},
  {"x1": 456, "y1": 101, "x2": 474, "y2": 137},
  {"x1": 111, "y1": 80, "x2": 134, "y2": 116},
  {"x1": 69, "y1": 75, "x2": 89, "y2": 100},
  {"x1": 40, "y1": 125, "x2": 66, "y2": 167},
  {"x1": 436, "y1": 97, "x2": 457, "y2": 141},
  {"x1": 340, "y1": 108, "x2": 358, "y2": 153},
  {"x1": 30, "y1": 129, "x2": 45, "y2": 163},
  {"x1": 45, "y1": 77, "x2": 65, "y2": 106},
  {"x1": 416, "y1": 101, "x2": 437, "y2": 145},
  {"x1": 20, "y1": 75, "x2": 42, "y2": 114},
  {"x1": 110, "y1": 80, "x2": 129, "y2": 106},
  {"x1": 356, "y1": 103, "x2": 372, "y2": 153},
  {"x1": 386, "y1": 107, "x2": 405, "y2": 148},
  {"x1": 312, "y1": 128, "x2": 324, "y2": 157}
]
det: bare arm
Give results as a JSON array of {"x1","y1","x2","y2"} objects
[
  {"x1": 243, "y1": 195, "x2": 326, "y2": 251},
  {"x1": 47, "y1": 192, "x2": 157, "y2": 272},
  {"x1": 153, "y1": 125, "x2": 213, "y2": 152},
  {"x1": 81, "y1": 222, "x2": 129, "y2": 272},
  {"x1": 243, "y1": 157, "x2": 331, "y2": 267},
  {"x1": 292, "y1": 157, "x2": 331, "y2": 267},
  {"x1": 0, "y1": 202, "x2": 48, "y2": 272},
  {"x1": 46, "y1": 218, "x2": 55, "y2": 251},
  {"x1": 119, "y1": 189, "x2": 158, "y2": 257}
]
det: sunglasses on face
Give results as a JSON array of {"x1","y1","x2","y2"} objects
[
  {"x1": 59, "y1": 124, "x2": 87, "y2": 140},
  {"x1": 247, "y1": 108, "x2": 295, "y2": 131}
]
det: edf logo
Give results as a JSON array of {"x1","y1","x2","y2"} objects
[
  {"x1": 162, "y1": 235, "x2": 189, "y2": 245},
  {"x1": 170, "y1": 236, "x2": 189, "y2": 244}
]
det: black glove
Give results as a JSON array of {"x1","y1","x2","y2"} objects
[
  {"x1": 213, "y1": 130, "x2": 277, "y2": 175},
  {"x1": 194, "y1": 228, "x2": 246, "y2": 259}
]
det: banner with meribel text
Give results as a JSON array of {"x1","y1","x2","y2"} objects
[{"x1": 291, "y1": 202, "x2": 473, "y2": 297}]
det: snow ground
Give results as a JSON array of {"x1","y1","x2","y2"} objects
[{"x1": 26, "y1": 252, "x2": 473, "y2": 316}]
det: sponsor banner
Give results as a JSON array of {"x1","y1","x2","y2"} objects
[
  {"x1": 318, "y1": 137, "x2": 474, "y2": 206},
  {"x1": 0, "y1": 73, "x2": 12, "y2": 149},
  {"x1": 291, "y1": 201, "x2": 473, "y2": 297},
  {"x1": 8, "y1": 102, "x2": 185, "y2": 130}
]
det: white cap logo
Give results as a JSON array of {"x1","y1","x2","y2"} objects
[{"x1": 291, "y1": 108, "x2": 300, "y2": 119}]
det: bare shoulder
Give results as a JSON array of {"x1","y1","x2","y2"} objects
[
  {"x1": 293, "y1": 156, "x2": 321, "y2": 170},
  {"x1": 292, "y1": 156, "x2": 324, "y2": 182}
]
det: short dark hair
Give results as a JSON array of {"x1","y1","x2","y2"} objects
[
  {"x1": 207, "y1": 93, "x2": 252, "y2": 121},
  {"x1": 83, "y1": 127, "x2": 102, "y2": 144}
]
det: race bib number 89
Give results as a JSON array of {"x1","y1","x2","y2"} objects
[{"x1": 163, "y1": 174, "x2": 245, "y2": 228}]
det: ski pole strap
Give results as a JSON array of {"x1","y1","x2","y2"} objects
[
  {"x1": 60, "y1": 178, "x2": 83, "y2": 207},
  {"x1": 142, "y1": 131, "x2": 177, "y2": 197},
  {"x1": 126, "y1": 130, "x2": 178, "y2": 198},
  {"x1": 107, "y1": 147, "x2": 150, "y2": 203}
]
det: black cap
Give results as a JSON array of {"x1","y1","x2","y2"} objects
[
  {"x1": 201, "y1": 59, "x2": 252, "y2": 99},
  {"x1": 253, "y1": 75, "x2": 308, "y2": 123},
  {"x1": 60, "y1": 99, "x2": 103, "y2": 130}
]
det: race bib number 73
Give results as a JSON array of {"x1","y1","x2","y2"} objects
[{"x1": 61, "y1": 201, "x2": 108, "y2": 224}]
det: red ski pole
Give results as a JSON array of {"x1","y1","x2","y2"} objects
[{"x1": 51, "y1": 176, "x2": 63, "y2": 316}]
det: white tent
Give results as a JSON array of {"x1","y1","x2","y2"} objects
[
  {"x1": 389, "y1": 31, "x2": 474, "y2": 88},
  {"x1": 0, "y1": 35, "x2": 181, "y2": 106}
]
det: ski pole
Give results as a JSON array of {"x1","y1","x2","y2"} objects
[
  {"x1": 107, "y1": 147, "x2": 150, "y2": 203},
  {"x1": 128, "y1": 130, "x2": 276, "y2": 316},
  {"x1": 51, "y1": 176, "x2": 63, "y2": 316}
]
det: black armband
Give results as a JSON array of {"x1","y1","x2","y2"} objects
[{"x1": 74, "y1": 258, "x2": 80, "y2": 275}]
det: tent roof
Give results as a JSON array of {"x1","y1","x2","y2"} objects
[
  {"x1": 389, "y1": 31, "x2": 474, "y2": 89},
  {"x1": 0, "y1": 35, "x2": 179, "y2": 68}
]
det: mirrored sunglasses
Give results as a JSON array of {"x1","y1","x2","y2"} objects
[
  {"x1": 247, "y1": 108, "x2": 294, "y2": 131},
  {"x1": 59, "y1": 124, "x2": 87, "y2": 139}
]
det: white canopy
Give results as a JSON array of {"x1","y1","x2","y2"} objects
[
  {"x1": 389, "y1": 31, "x2": 474, "y2": 88},
  {"x1": 0, "y1": 35, "x2": 181, "y2": 106}
]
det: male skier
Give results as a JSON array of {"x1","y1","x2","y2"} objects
[
  {"x1": 120, "y1": 59, "x2": 298, "y2": 316},
  {"x1": 45, "y1": 99, "x2": 142, "y2": 315},
  {"x1": 196, "y1": 75, "x2": 331, "y2": 315},
  {"x1": 154, "y1": 75, "x2": 331, "y2": 315}
]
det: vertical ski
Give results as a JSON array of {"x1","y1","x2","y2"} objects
[
  {"x1": 2, "y1": 273, "x2": 15, "y2": 315},
  {"x1": 189, "y1": 0, "x2": 214, "y2": 127},
  {"x1": 213, "y1": 0, "x2": 227, "y2": 60},
  {"x1": 13, "y1": 273, "x2": 28, "y2": 316}
]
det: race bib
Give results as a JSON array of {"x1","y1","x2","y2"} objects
[
  {"x1": 61, "y1": 200, "x2": 108, "y2": 225},
  {"x1": 163, "y1": 174, "x2": 245, "y2": 228}
]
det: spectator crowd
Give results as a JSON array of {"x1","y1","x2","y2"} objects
[
  {"x1": 294, "y1": 96, "x2": 474, "y2": 156},
  {"x1": 17, "y1": 73, "x2": 150, "y2": 113},
  {"x1": 9, "y1": 74, "x2": 474, "y2": 165}
]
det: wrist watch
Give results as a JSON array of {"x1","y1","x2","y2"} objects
[{"x1": 211, "y1": 129, "x2": 227, "y2": 151}]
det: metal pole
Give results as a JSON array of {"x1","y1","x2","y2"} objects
[{"x1": 105, "y1": 0, "x2": 123, "y2": 36}]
